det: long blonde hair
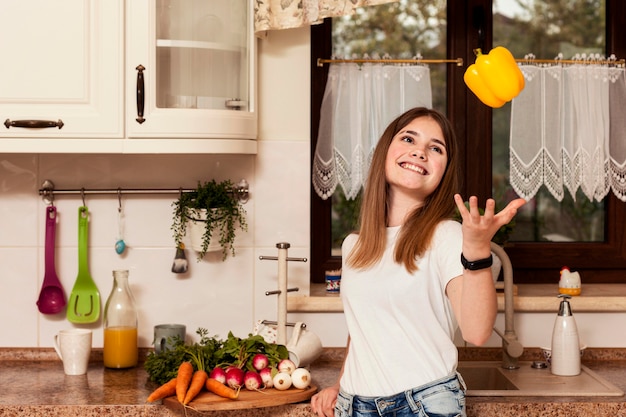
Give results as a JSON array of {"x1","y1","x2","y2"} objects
[{"x1": 347, "y1": 107, "x2": 460, "y2": 273}]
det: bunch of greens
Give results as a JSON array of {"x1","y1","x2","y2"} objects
[
  {"x1": 144, "y1": 328, "x2": 222, "y2": 385},
  {"x1": 143, "y1": 328, "x2": 289, "y2": 385},
  {"x1": 214, "y1": 331, "x2": 288, "y2": 371}
]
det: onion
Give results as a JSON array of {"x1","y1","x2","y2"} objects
[
  {"x1": 291, "y1": 368, "x2": 311, "y2": 389},
  {"x1": 272, "y1": 372, "x2": 292, "y2": 390}
]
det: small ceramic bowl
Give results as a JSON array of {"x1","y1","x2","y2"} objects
[{"x1": 540, "y1": 345, "x2": 587, "y2": 364}]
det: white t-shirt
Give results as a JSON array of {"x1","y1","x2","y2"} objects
[{"x1": 339, "y1": 220, "x2": 464, "y2": 396}]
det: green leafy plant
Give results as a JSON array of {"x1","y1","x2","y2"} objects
[
  {"x1": 144, "y1": 328, "x2": 222, "y2": 385},
  {"x1": 453, "y1": 201, "x2": 516, "y2": 246},
  {"x1": 214, "y1": 331, "x2": 288, "y2": 371},
  {"x1": 172, "y1": 180, "x2": 247, "y2": 261},
  {"x1": 143, "y1": 328, "x2": 288, "y2": 386}
]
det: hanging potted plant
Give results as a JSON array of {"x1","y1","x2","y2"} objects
[{"x1": 171, "y1": 180, "x2": 247, "y2": 261}]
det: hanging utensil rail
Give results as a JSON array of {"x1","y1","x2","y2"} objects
[{"x1": 39, "y1": 179, "x2": 250, "y2": 205}]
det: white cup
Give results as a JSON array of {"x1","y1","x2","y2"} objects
[
  {"x1": 53, "y1": 329, "x2": 92, "y2": 375},
  {"x1": 286, "y1": 322, "x2": 323, "y2": 368}
]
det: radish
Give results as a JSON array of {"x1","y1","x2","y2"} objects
[
  {"x1": 273, "y1": 371, "x2": 292, "y2": 390},
  {"x1": 252, "y1": 353, "x2": 269, "y2": 371},
  {"x1": 259, "y1": 367, "x2": 276, "y2": 388},
  {"x1": 209, "y1": 366, "x2": 226, "y2": 384},
  {"x1": 291, "y1": 368, "x2": 311, "y2": 389},
  {"x1": 277, "y1": 358, "x2": 297, "y2": 375},
  {"x1": 244, "y1": 370, "x2": 263, "y2": 391},
  {"x1": 225, "y1": 367, "x2": 245, "y2": 389}
]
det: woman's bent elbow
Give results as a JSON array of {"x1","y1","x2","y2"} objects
[{"x1": 463, "y1": 328, "x2": 494, "y2": 346}]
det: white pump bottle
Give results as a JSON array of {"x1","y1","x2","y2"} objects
[{"x1": 550, "y1": 294, "x2": 581, "y2": 376}]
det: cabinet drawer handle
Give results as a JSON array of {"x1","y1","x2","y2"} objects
[
  {"x1": 135, "y1": 64, "x2": 146, "y2": 124},
  {"x1": 4, "y1": 119, "x2": 64, "y2": 129}
]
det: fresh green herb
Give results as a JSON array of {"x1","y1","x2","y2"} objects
[
  {"x1": 214, "y1": 331, "x2": 288, "y2": 371},
  {"x1": 144, "y1": 328, "x2": 222, "y2": 385}
]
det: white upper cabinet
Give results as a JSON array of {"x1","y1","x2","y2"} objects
[
  {"x1": 125, "y1": 0, "x2": 257, "y2": 153},
  {"x1": 0, "y1": 1, "x2": 123, "y2": 143},
  {"x1": 0, "y1": 0, "x2": 257, "y2": 154}
]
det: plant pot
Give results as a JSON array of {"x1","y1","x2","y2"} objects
[{"x1": 188, "y1": 209, "x2": 222, "y2": 254}]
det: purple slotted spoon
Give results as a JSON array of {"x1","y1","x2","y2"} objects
[{"x1": 36, "y1": 206, "x2": 67, "y2": 314}]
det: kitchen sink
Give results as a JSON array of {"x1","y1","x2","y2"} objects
[{"x1": 458, "y1": 361, "x2": 624, "y2": 397}]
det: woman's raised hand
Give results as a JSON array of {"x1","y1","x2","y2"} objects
[{"x1": 454, "y1": 195, "x2": 526, "y2": 251}]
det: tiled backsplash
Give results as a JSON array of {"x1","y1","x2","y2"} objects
[{"x1": 0, "y1": 144, "x2": 315, "y2": 349}]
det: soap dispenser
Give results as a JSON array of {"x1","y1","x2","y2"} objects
[{"x1": 550, "y1": 294, "x2": 581, "y2": 376}]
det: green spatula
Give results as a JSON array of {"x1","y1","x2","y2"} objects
[{"x1": 67, "y1": 206, "x2": 101, "y2": 323}]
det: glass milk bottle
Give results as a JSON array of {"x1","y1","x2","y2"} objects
[{"x1": 103, "y1": 270, "x2": 138, "y2": 368}]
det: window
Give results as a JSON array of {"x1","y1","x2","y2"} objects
[
  {"x1": 310, "y1": 0, "x2": 626, "y2": 284},
  {"x1": 492, "y1": 1, "x2": 607, "y2": 244}
]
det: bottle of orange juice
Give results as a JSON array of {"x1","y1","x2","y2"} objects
[{"x1": 103, "y1": 270, "x2": 138, "y2": 368}]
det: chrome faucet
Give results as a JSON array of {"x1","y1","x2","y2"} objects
[{"x1": 490, "y1": 242, "x2": 524, "y2": 369}]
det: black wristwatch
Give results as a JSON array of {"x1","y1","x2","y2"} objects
[{"x1": 460, "y1": 253, "x2": 493, "y2": 271}]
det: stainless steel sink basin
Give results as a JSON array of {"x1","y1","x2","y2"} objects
[{"x1": 458, "y1": 361, "x2": 624, "y2": 397}]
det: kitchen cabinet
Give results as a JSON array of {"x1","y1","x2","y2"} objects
[
  {"x1": 0, "y1": 1, "x2": 124, "y2": 143},
  {"x1": 0, "y1": 0, "x2": 257, "y2": 154},
  {"x1": 125, "y1": 0, "x2": 257, "y2": 152}
]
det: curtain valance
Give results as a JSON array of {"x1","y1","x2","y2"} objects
[
  {"x1": 510, "y1": 56, "x2": 626, "y2": 202},
  {"x1": 313, "y1": 61, "x2": 433, "y2": 200},
  {"x1": 253, "y1": 0, "x2": 399, "y2": 36}
]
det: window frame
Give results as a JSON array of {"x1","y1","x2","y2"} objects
[{"x1": 310, "y1": 0, "x2": 626, "y2": 284}]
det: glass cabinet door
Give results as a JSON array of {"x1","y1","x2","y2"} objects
[
  {"x1": 155, "y1": 0, "x2": 249, "y2": 112},
  {"x1": 127, "y1": 0, "x2": 257, "y2": 146}
]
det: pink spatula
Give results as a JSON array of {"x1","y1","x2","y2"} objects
[{"x1": 36, "y1": 206, "x2": 67, "y2": 314}]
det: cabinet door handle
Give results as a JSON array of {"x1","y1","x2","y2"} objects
[
  {"x1": 135, "y1": 64, "x2": 146, "y2": 124},
  {"x1": 4, "y1": 119, "x2": 64, "y2": 129}
]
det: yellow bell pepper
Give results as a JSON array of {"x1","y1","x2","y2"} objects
[{"x1": 463, "y1": 46, "x2": 525, "y2": 108}]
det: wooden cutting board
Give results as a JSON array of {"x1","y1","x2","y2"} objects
[{"x1": 163, "y1": 385, "x2": 318, "y2": 411}]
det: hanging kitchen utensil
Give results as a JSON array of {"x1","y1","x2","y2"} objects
[
  {"x1": 67, "y1": 206, "x2": 101, "y2": 323},
  {"x1": 36, "y1": 205, "x2": 67, "y2": 314},
  {"x1": 171, "y1": 189, "x2": 188, "y2": 274},
  {"x1": 171, "y1": 243, "x2": 188, "y2": 274},
  {"x1": 115, "y1": 189, "x2": 126, "y2": 255}
]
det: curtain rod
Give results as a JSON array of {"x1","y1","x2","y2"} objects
[
  {"x1": 517, "y1": 58, "x2": 625, "y2": 66},
  {"x1": 38, "y1": 179, "x2": 250, "y2": 205},
  {"x1": 317, "y1": 57, "x2": 464, "y2": 67},
  {"x1": 317, "y1": 57, "x2": 625, "y2": 67}
]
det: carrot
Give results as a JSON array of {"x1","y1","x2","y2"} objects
[
  {"x1": 205, "y1": 377, "x2": 240, "y2": 400},
  {"x1": 146, "y1": 377, "x2": 177, "y2": 403},
  {"x1": 176, "y1": 361, "x2": 194, "y2": 403},
  {"x1": 183, "y1": 369, "x2": 209, "y2": 405}
]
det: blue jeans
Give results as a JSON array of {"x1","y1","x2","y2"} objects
[{"x1": 334, "y1": 373, "x2": 466, "y2": 417}]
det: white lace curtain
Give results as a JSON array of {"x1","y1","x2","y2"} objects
[
  {"x1": 313, "y1": 62, "x2": 433, "y2": 200},
  {"x1": 253, "y1": 0, "x2": 398, "y2": 36},
  {"x1": 510, "y1": 59, "x2": 626, "y2": 202}
]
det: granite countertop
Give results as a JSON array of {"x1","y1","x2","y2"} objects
[
  {"x1": 2, "y1": 347, "x2": 626, "y2": 417},
  {"x1": 289, "y1": 283, "x2": 626, "y2": 313}
]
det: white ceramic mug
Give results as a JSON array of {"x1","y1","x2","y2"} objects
[
  {"x1": 154, "y1": 324, "x2": 186, "y2": 354},
  {"x1": 53, "y1": 329, "x2": 92, "y2": 375},
  {"x1": 286, "y1": 322, "x2": 323, "y2": 368}
]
